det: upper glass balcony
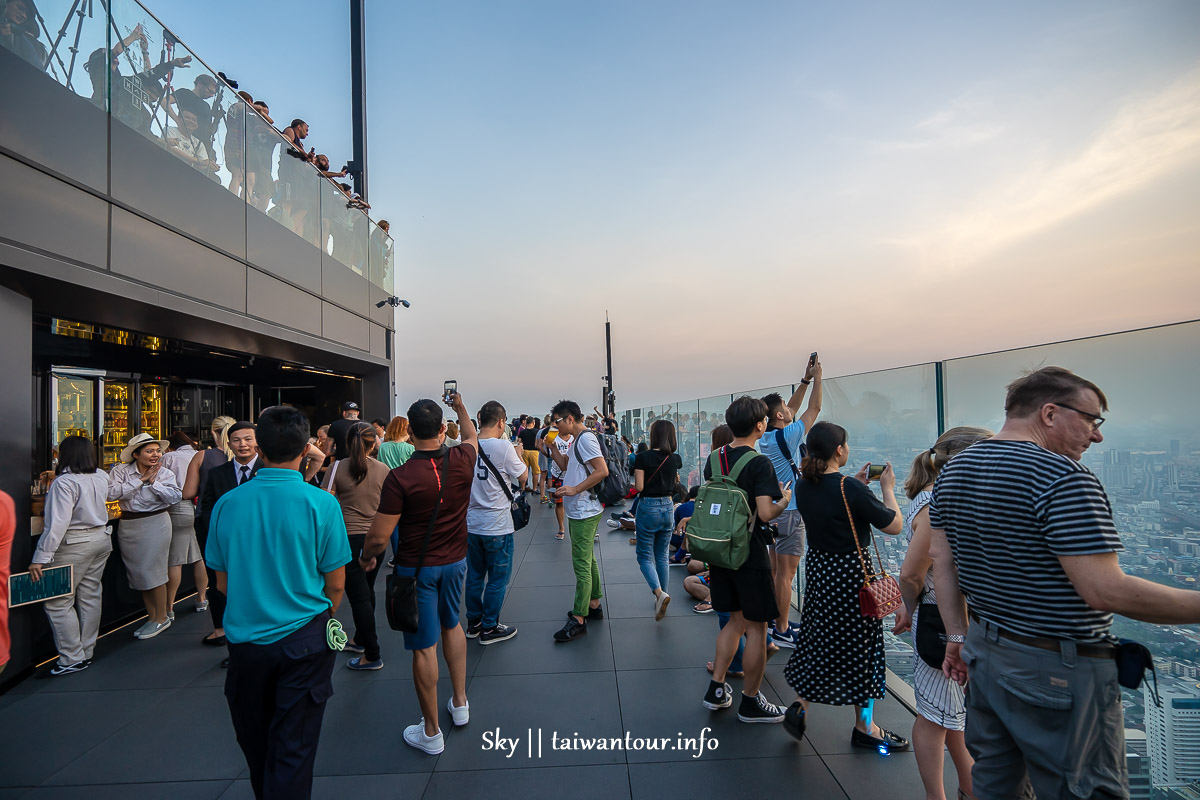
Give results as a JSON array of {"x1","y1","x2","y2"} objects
[{"x1": 0, "y1": 0, "x2": 395, "y2": 322}]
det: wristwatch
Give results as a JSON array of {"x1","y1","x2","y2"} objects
[
  {"x1": 800, "y1": 378, "x2": 812, "y2": 385},
  {"x1": 945, "y1": 634, "x2": 965, "y2": 643}
]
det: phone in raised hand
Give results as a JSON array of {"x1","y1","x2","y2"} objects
[{"x1": 443, "y1": 380, "x2": 457, "y2": 405}]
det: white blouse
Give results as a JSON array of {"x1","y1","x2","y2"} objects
[
  {"x1": 33, "y1": 470, "x2": 111, "y2": 564},
  {"x1": 160, "y1": 445, "x2": 199, "y2": 487},
  {"x1": 107, "y1": 461, "x2": 183, "y2": 513}
]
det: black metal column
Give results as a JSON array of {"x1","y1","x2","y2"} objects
[
  {"x1": 349, "y1": 0, "x2": 368, "y2": 200},
  {"x1": 604, "y1": 315, "x2": 614, "y2": 416}
]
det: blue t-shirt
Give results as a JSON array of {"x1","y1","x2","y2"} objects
[
  {"x1": 674, "y1": 500, "x2": 695, "y2": 526},
  {"x1": 758, "y1": 420, "x2": 805, "y2": 511},
  {"x1": 206, "y1": 468, "x2": 351, "y2": 645}
]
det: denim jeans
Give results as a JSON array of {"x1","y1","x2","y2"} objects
[
  {"x1": 635, "y1": 496, "x2": 673, "y2": 593},
  {"x1": 464, "y1": 533, "x2": 515, "y2": 630},
  {"x1": 717, "y1": 611, "x2": 745, "y2": 674}
]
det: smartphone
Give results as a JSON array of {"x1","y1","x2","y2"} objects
[
  {"x1": 443, "y1": 379, "x2": 457, "y2": 403},
  {"x1": 808, "y1": 352, "x2": 818, "y2": 369},
  {"x1": 867, "y1": 464, "x2": 885, "y2": 480}
]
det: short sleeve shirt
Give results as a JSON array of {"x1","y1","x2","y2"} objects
[
  {"x1": 633, "y1": 450, "x2": 682, "y2": 497},
  {"x1": 205, "y1": 468, "x2": 351, "y2": 645},
  {"x1": 758, "y1": 420, "x2": 806, "y2": 510},
  {"x1": 378, "y1": 445, "x2": 475, "y2": 567},
  {"x1": 467, "y1": 438, "x2": 526, "y2": 535},
  {"x1": 703, "y1": 445, "x2": 783, "y2": 570},
  {"x1": 563, "y1": 431, "x2": 605, "y2": 520},
  {"x1": 793, "y1": 473, "x2": 896, "y2": 554}
]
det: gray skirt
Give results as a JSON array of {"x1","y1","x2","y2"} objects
[
  {"x1": 118, "y1": 512, "x2": 171, "y2": 590},
  {"x1": 167, "y1": 501, "x2": 202, "y2": 567}
]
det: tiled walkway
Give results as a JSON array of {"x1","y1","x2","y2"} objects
[{"x1": 0, "y1": 500, "x2": 949, "y2": 799}]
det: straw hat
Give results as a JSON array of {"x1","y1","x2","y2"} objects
[{"x1": 120, "y1": 432, "x2": 170, "y2": 464}]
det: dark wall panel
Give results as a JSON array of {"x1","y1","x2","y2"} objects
[
  {"x1": 0, "y1": 49, "x2": 108, "y2": 192},
  {"x1": 246, "y1": 207, "x2": 322, "y2": 294},
  {"x1": 109, "y1": 124, "x2": 246, "y2": 259},
  {"x1": 110, "y1": 208, "x2": 247, "y2": 312},
  {"x1": 322, "y1": 252, "x2": 371, "y2": 320},
  {"x1": 322, "y1": 301, "x2": 370, "y2": 352},
  {"x1": 0, "y1": 155, "x2": 107, "y2": 269},
  {"x1": 247, "y1": 269, "x2": 322, "y2": 336}
]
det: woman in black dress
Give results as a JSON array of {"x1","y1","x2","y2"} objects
[{"x1": 782, "y1": 422, "x2": 908, "y2": 751}]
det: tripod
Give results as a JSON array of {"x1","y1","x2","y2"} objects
[{"x1": 41, "y1": 0, "x2": 142, "y2": 95}]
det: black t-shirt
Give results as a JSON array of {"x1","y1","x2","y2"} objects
[
  {"x1": 794, "y1": 473, "x2": 896, "y2": 554},
  {"x1": 518, "y1": 427, "x2": 539, "y2": 451},
  {"x1": 327, "y1": 417, "x2": 356, "y2": 460},
  {"x1": 173, "y1": 88, "x2": 217, "y2": 144},
  {"x1": 633, "y1": 450, "x2": 682, "y2": 497},
  {"x1": 703, "y1": 445, "x2": 782, "y2": 570}
]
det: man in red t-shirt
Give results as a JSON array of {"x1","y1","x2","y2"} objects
[{"x1": 360, "y1": 392, "x2": 477, "y2": 756}]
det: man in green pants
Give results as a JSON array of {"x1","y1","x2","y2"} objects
[{"x1": 546, "y1": 400, "x2": 610, "y2": 642}]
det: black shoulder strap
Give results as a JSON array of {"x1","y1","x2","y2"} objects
[
  {"x1": 413, "y1": 449, "x2": 451, "y2": 577},
  {"x1": 478, "y1": 442, "x2": 516, "y2": 503},
  {"x1": 573, "y1": 429, "x2": 599, "y2": 475},
  {"x1": 774, "y1": 428, "x2": 800, "y2": 482}
]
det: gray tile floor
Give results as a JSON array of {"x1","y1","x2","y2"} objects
[{"x1": 0, "y1": 499, "x2": 959, "y2": 799}]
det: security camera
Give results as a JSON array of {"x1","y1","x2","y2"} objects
[{"x1": 376, "y1": 297, "x2": 411, "y2": 309}]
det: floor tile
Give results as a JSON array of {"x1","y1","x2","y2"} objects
[
  {"x1": 609, "y1": 615, "x2": 722, "y2": 672},
  {"x1": 473, "y1": 620, "x2": 614, "y2": 676},
  {"x1": 496, "y1": 586, "x2": 576, "y2": 623},
  {"x1": 519, "y1": 543, "x2": 574, "y2": 563},
  {"x1": 434, "y1": 672, "x2": 625, "y2": 771},
  {"x1": 628, "y1": 755, "x2": 847, "y2": 800},
  {"x1": 510, "y1": 559, "x2": 579, "y2": 588},
  {"x1": 424, "y1": 765, "x2": 629, "y2": 799},
  {"x1": 602, "y1": 581, "x2": 695, "y2": 620},
  {"x1": 25, "y1": 781, "x2": 232, "y2": 799},
  {"x1": 219, "y1": 773, "x2": 430, "y2": 800}
]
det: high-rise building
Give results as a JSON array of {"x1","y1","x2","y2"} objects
[
  {"x1": 1146, "y1": 681, "x2": 1200, "y2": 786},
  {"x1": 1127, "y1": 732, "x2": 1153, "y2": 800}
]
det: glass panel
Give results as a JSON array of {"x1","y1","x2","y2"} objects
[
  {"x1": 697, "y1": 394, "x2": 730, "y2": 468},
  {"x1": 261, "y1": 125, "x2": 321, "y2": 247},
  {"x1": 3, "y1": 0, "x2": 107, "y2": 101},
  {"x1": 320, "y1": 179, "x2": 368, "y2": 274},
  {"x1": 54, "y1": 377, "x2": 95, "y2": 444},
  {"x1": 944, "y1": 321, "x2": 1200, "y2": 744},
  {"x1": 674, "y1": 399, "x2": 700, "y2": 489},
  {"x1": 245, "y1": 104, "x2": 281, "y2": 213},
  {"x1": 139, "y1": 382, "x2": 164, "y2": 439},
  {"x1": 108, "y1": 1, "x2": 237, "y2": 193},
  {"x1": 368, "y1": 220, "x2": 394, "y2": 293},
  {"x1": 101, "y1": 380, "x2": 133, "y2": 470},
  {"x1": 168, "y1": 385, "x2": 197, "y2": 439}
]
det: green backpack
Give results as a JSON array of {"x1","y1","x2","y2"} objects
[{"x1": 687, "y1": 448, "x2": 758, "y2": 570}]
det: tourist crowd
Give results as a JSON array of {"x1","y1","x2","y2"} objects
[{"x1": 22, "y1": 364, "x2": 1200, "y2": 800}]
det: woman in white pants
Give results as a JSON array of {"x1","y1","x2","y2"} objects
[{"x1": 29, "y1": 436, "x2": 112, "y2": 675}]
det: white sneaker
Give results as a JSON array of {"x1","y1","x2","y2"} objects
[
  {"x1": 404, "y1": 719, "x2": 444, "y2": 755},
  {"x1": 654, "y1": 592, "x2": 671, "y2": 622},
  {"x1": 447, "y1": 697, "x2": 470, "y2": 727},
  {"x1": 136, "y1": 618, "x2": 172, "y2": 639}
]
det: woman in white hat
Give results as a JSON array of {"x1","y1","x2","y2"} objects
[{"x1": 107, "y1": 433, "x2": 182, "y2": 639}]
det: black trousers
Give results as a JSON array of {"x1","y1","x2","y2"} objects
[
  {"x1": 344, "y1": 533, "x2": 382, "y2": 661},
  {"x1": 195, "y1": 522, "x2": 227, "y2": 630},
  {"x1": 225, "y1": 614, "x2": 335, "y2": 800}
]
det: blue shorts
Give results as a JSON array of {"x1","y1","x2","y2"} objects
[{"x1": 393, "y1": 558, "x2": 467, "y2": 651}]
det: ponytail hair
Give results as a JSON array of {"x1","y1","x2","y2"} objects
[
  {"x1": 904, "y1": 425, "x2": 993, "y2": 499},
  {"x1": 800, "y1": 421, "x2": 847, "y2": 484},
  {"x1": 345, "y1": 421, "x2": 377, "y2": 484},
  {"x1": 212, "y1": 415, "x2": 236, "y2": 460}
]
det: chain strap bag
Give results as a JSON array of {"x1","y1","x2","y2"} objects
[
  {"x1": 385, "y1": 450, "x2": 450, "y2": 633},
  {"x1": 840, "y1": 476, "x2": 903, "y2": 619}
]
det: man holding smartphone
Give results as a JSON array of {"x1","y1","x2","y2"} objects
[{"x1": 758, "y1": 354, "x2": 823, "y2": 649}]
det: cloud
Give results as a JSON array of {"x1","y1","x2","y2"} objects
[
  {"x1": 889, "y1": 64, "x2": 1200, "y2": 270},
  {"x1": 872, "y1": 95, "x2": 1005, "y2": 152}
]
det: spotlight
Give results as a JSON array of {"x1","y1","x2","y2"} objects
[{"x1": 376, "y1": 297, "x2": 411, "y2": 309}]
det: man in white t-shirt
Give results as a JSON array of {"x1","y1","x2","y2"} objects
[
  {"x1": 545, "y1": 400, "x2": 609, "y2": 643},
  {"x1": 464, "y1": 401, "x2": 528, "y2": 645}
]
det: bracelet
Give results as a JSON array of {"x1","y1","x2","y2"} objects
[
  {"x1": 800, "y1": 378, "x2": 811, "y2": 385},
  {"x1": 945, "y1": 634, "x2": 965, "y2": 643}
]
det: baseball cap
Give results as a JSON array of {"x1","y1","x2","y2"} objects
[{"x1": 341, "y1": 401, "x2": 360, "y2": 412}]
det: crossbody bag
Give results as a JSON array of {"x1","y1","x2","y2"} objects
[
  {"x1": 385, "y1": 449, "x2": 450, "y2": 633},
  {"x1": 477, "y1": 443, "x2": 531, "y2": 531},
  {"x1": 840, "y1": 476, "x2": 903, "y2": 618}
]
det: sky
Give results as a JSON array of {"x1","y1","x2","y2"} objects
[{"x1": 150, "y1": 0, "x2": 1200, "y2": 416}]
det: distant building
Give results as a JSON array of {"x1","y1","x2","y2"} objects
[
  {"x1": 1126, "y1": 731, "x2": 1153, "y2": 800},
  {"x1": 1146, "y1": 681, "x2": 1200, "y2": 786}
]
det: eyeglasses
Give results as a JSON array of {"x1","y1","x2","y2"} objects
[
  {"x1": 1052, "y1": 402, "x2": 1105, "y2": 431},
  {"x1": 552, "y1": 417, "x2": 567, "y2": 426}
]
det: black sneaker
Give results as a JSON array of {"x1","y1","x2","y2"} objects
[
  {"x1": 465, "y1": 618, "x2": 483, "y2": 639},
  {"x1": 737, "y1": 692, "x2": 785, "y2": 724},
  {"x1": 586, "y1": 605, "x2": 604, "y2": 620},
  {"x1": 480, "y1": 623, "x2": 518, "y2": 645},
  {"x1": 553, "y1": 614, "x2": 587, "y2": 643},
  {"x1": 702, "y1": 680, "x2": 733, "y2": 710},
  {"x1": 783, "y1": 701, "x2": 807, "y2": 741},
  {"x1": 851, "y1": 726, "x2": 910, "y2": 752}
]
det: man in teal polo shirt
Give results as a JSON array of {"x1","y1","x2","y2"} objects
[{"x1": 207, "y1": 405, "x2": 350, "y2": 800}]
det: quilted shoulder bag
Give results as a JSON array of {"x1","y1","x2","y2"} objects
[{"x1": 840, "y1": 476, "x2": 903, "y2": 619}]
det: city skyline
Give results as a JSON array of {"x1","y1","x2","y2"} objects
[{"x1": 151, "y1": 0, "x2": 1200, "y2": 413}]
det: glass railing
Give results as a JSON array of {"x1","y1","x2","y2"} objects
[
  {"x1": 622, "y1": 320, "x2": 1200, "y2": 791},
  {"x1": 1, "y1": 0, "x2": 396, "y2": 314}
]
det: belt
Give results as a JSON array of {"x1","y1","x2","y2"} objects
[
  {"x1": 119, "y1": 508, "x2": 169, "y2": 521},
  {"x1": 969, "y1": 611, "x2": 1115, "y2": 660}
]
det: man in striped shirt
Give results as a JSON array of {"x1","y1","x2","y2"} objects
[{"x1": 928, "y1": 367, "x2": 1200, "y2": 799}]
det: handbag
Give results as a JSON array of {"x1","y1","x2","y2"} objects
[
  {"x1": 385, "y1": 449, "x2": 450, "y2": 633},
  {"x1": 914, "y1": 593, "x2": 948, "y2": 670},
  {"x1": 840, "y1": 476, "x2": 903, "y2": 619},
  {"x1": 477, "y1": 442, "x2": 531, "y2": 531}
]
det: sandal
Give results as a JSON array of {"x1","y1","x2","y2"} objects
[
  {"x1": 555, "y1": 531, "x2": 565, "y2": 540},
  {"x1": 706, "y1": 661, "x2": 743, "y2": 679},
  {"x1": 850, "y1": 725, "x2": 910, "y2": 752},
  {"x1": 693, "y1": 602, "x2": 714, "y2": 614},
  {"x1": 628, "y1": 537, "x2": 636, "y2": 545}
]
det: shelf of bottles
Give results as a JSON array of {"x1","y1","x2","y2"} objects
[
  {"x1": 140, "y1": 384, "x2": 164, "y2": 440},
  {"x1": 54, "y1": 378, "x2": 95, "y2": 444},
  {"x1": 102, "y1": 382, "x2": 133, "y2": 470},
  {"x1": 169, "y1": 386, "x2": 198, "y2": 442}
]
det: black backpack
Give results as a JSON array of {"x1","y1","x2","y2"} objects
[{"x1": 574, "y1": 430, "x2": 631, "y2": 506}]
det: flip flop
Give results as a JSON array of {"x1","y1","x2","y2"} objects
[
  {"x1": 555, "y1": 531, "x2": 565, "y2": 540},
  {"x1": 693, "y1": 602, "x2": 714, "y2": 614}
]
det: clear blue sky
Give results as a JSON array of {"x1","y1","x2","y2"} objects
[{"x1": 153, "y1": 0, "x2": 1200, "y2": 415}]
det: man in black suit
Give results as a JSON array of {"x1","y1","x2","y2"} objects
[{"x1": 197, "y1": 421, "x2": 260, "y2": 651}]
